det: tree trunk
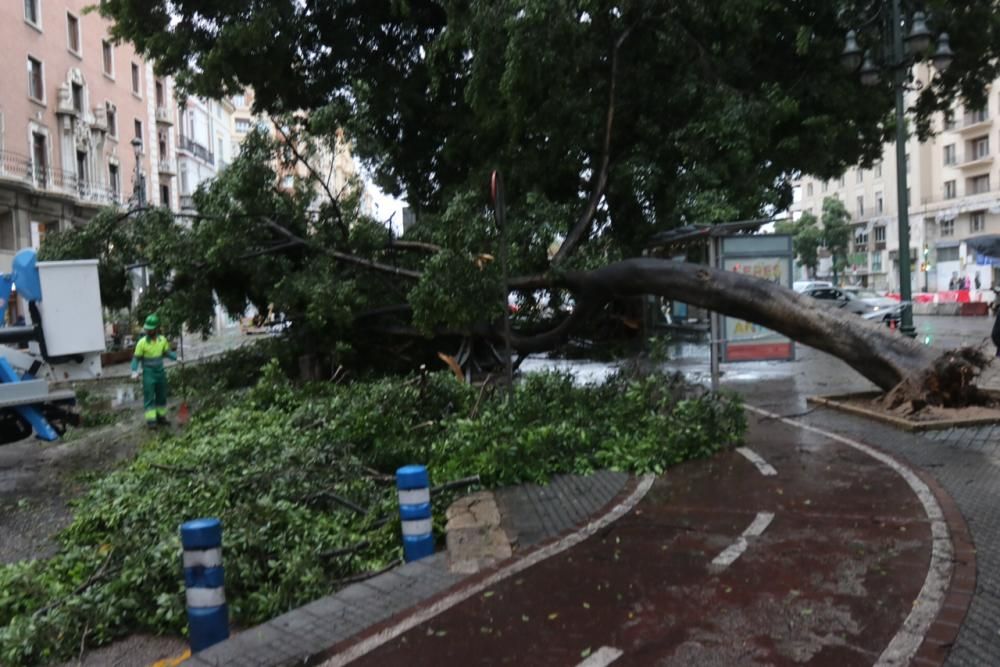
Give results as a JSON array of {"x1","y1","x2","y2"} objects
[{"x1": 522, "y1": 258, "x2": 941, "y2": 392}]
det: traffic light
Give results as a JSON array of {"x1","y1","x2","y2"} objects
[{"x1": 923, "y1": 244, "x2": 931, "y2": 270}]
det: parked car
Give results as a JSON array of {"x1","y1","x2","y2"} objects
[
  {"x1": 841, "y1": 287, "x2": 900, "y2": 315},
  {"x1": 801, "y1": 286, "x2": 901, "y2": 324},
  {"x1": 793, "y1": 280, "x2": 833, "y2": 293}
]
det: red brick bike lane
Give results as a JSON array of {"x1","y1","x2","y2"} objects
[{"x1": 329, "y1": 418, "x2": 937, "y2": 666}]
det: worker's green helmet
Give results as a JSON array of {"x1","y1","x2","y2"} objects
[{"x1": 143, "y1": 314, "x2": 160, "y2": 331}]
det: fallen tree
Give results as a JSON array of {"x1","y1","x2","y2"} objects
[
  {"x1": 507, "y1": 259, "x2": 991, "y2": 410},
  {"x1": 55, "y1": 1, "x2": 1000, "y2": 410}
]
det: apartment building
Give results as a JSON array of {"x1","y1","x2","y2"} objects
[
  {"x1": 176, "y1": 96, "x2": 234, "y2": 211},
  {"x1": 0, "y1": 0, "x2": 177, "y2": 272},
  {"x1": 793, "y1": 66, "x2": 1000, "y2": 293}
]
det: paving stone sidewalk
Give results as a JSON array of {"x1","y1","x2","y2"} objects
[{"x1": 185, "y1": 471, "x2": 628, "y2": 667}]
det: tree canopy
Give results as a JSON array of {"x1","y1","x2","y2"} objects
[
  {"x1": 775, "y1": 212, "x2": 822, "y2": 278},
  {"x1": 97, "y1": 1, "x2": 1000, "y2": 256}
]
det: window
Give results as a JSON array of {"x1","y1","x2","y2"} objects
[
  {"x1": 71, "y1": 82, "x2": 83, "y2": 113},
  {"x1": 102, "y1": 41, "x2": 114, "y2": 77},
  {"x1": 856, "y1": 195, "x2": 865, "y2": 217},
  {"x1": 971, "y1": 211, "x2": 986, "y2": 233},
  {"x1": 235, "y1": 118, "x2": 250, "y2": 133},
  {"x1": 232, "y1": 93, "x2": 246, "y2": 107},
  {"x1": 131, "y1": 63, "x2": 140, "y2": 95},
  {"x1": 970, "y1": 107, "x2": 989, "y2": 124},
  {"x1": 109, "y1": 163, "x2": 119, "y2": 196},
  {"x1": 854, "y1": 227, "x2": 869, "y2": 251},
  {"x1": 838, "y1": 175, "x2": 846, "y2": 187},
  {"x1": 32, "y1": 132, "x2": 47, "y2": 187},
  {"x1": 875, "y1": 191, "x2": 884, "y2": 213},
  {"x1": 76, "y1": 151, "x2": 87, "y2": 188},
  {"x1": 24, "y1": 0, "x2": 40, "y2": 26},
  {"x1": 106, "y1": 102, "x2": 117, "y2": 137},
  {"x1": 134, "y1": 118, "x2": 143, "y2": 141},
  {"x1": 938, "y1": 244, "x2": 959, "y2": 261},
  {"x1": 856, "y1": 170, "x2": 864, "y2": 184},
  {"x1": 155, "y1": 80, "x2": 164, "y2": 107},
  {"x1": 970, "y1": 174, "x2": 990, "y2": 194},
  {"x1": 944, "y1": 144, "x2": 956, "y2": 165},
  {"x1": 973, "y1": 136, "x2": 990, "y2": 159},
  {"x1": 179, "y1": 165, "x2": 189, "y2": 194},
  {"x1": 872, "y1": 251, "x2": 882, "y2": 272},
  {"x1": 160, "y1": 184, "x2": 170, "y2": 206},
  {"x1": 941, "y1": 220, "x2": 955, "y2": 237},
  {"x1": 874, "y1": 162, "x2": 882, "y2": 178},
  {"x1": 27, "y1": 56, "x2": 44, "y2": 102},
  {"x1": 945, "y1": 180, "x2": 957, "y2": 199},
  {"x1": 67, "y1": 13, "x2": 80, "y2": 54},
  {"x1": 821, "y1": 181, "x2": 828, "y2": 193},
  {"x1": 0, "y1": 212, "x2": 15, "y2": 251},
  {"x1": 944, "y1": 110, "x2": 956, "y2": 130},
  {"x1": 874, "y1": 225, "x2": 886, "y2": 250},
  {"x1": 806, "y1": 183, "x2": 813, "y2": 197}
]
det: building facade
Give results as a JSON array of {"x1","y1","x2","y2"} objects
[
  {"x1": 0, "y1": 0, "x2": 177, "y2": 272},
  {"x1": 176, "y1": 96, "x2": 234, "y2": 211},
  {"x1": 793, "y1": 66, "x2": 1000, "y2": 294}
]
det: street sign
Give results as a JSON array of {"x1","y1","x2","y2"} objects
[{"x1": 719, "y1": 235, "x2": 795, "y2": 362}]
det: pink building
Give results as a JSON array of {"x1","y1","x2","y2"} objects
[{"x1": 0, "y1": 0, "x2": 177, "y2": 272}]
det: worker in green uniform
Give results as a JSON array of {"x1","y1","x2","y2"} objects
[{"x1": 130, "y1": 314, "x2": 177, "y2": 426}]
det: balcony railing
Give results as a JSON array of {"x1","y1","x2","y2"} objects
[
  {"x1": 178, "y1": 136, "x2": 214, "y2": 165},
  {"x1": 180, "y1": 194, "x2": 196, "y2": 211},
  {"x1": 155, "y1": 106, "x2": 173, "y2": 125},
  {"x1": 0, "y1": 149, "x2": 120, "y2": 206}
]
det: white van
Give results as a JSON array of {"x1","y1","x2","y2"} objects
[{"x1": 793, "y1": 280, "x2": 833, "y2": 293}]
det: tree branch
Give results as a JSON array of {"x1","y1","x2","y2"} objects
[
  {"x1": 273, "y1": 123, "x2": 350, "y2": 241},
  {"x1": 262, "y1": 218, "x2": 423, "y2": 280},
  {"x1": 550, "y1": 25, "x2": 634, "y2": 266}
]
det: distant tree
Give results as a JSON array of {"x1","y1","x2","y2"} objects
[
  {"x1": 822, "y1": 197, "x2": 852, "y2": 285},
  {"x1": 776, "y1": 212, "x2": 822, "y2": 278}
]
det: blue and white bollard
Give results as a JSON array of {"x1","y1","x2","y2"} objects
[
  {"x1": 396, "y1": 464, "x2": 434, "y2": 562},
  {"x1": 180, "y1": 517, "x2": 229, "y2": 652}
]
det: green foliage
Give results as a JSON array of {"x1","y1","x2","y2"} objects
[
  {"x1": 775, "y1": 212, "x2": 823, "y2": 277},
  {"x1": 821, "y1": 196, "x2": 853, "y2": 283},
  {"x1": 0, "y1": 367, "x2": 744, "y2": 665},
  {"x1": 96, "y1": 1, "x2": 1000, "y2": 261}
]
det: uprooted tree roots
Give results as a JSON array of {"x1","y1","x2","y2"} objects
[{"x1": 881, "y1": 346, "x2": 995, "y2": 414}]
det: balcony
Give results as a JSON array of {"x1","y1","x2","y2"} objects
[
  {"x1": 178, "y1": 136, "x2": 214, "y2": 165},
  {"x1": 958, "y1": 153, "x2": 994, "y2": 170},
  {"x1": 958, "y1": 112, "x2": 992, "y2": 134},
  {"x1": 155, "y1": 106, "x2": 173, "y2": 125},
  {"x1": 0, "y1": 150, "x2": 119, "y2": 207},
  {"x1": 158, "y1": 159, "x2": 176, "y2": 175}
]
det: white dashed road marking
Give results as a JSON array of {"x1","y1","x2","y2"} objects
[
  {"x1": 710, "y1": 511, "x2": 775, "y2": 569},
  {"x1": 735, "y1": 446, "x2": 777, "y2": 476},
  {"x1": 576, "y1": 646, "x2": 624, "y2": 666}
]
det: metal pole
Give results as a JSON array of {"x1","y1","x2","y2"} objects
[
  {"x1": 892, "y1": 0, "x2": 917, "y2": 337},
  {"x1": 708, "y1": 237, "x2": 721, "y2": 392},
  {"x1": 491, "y1": 171, "x2": 514, "y2": 402}
]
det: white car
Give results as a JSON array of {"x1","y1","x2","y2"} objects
[{"x1": 793, "y1": 280, "x2": 833, "y2": 293}]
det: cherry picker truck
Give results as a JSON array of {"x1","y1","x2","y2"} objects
[{"x1": 0, "y1": 248, "x2": 105, "y2": 444}]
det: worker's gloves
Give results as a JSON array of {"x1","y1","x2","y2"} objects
[{"x1": 130, "y1": 371, "x2": 139, "y2": 381}]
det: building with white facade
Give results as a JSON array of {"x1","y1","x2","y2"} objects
[
  {"x1": 793, "y1": 66, "x2": 1000, "y2": 295},
  {"x1": 176, "y1": 97, "x2": 234, "y2": 211}
]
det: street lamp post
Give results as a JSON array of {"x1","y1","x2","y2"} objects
[
  {"x1": 841, "y1": 2, "x2": 954, "y2": 338},
  {"x1": 130, "y1": 136, "x2": 146, "y2": 208}
]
